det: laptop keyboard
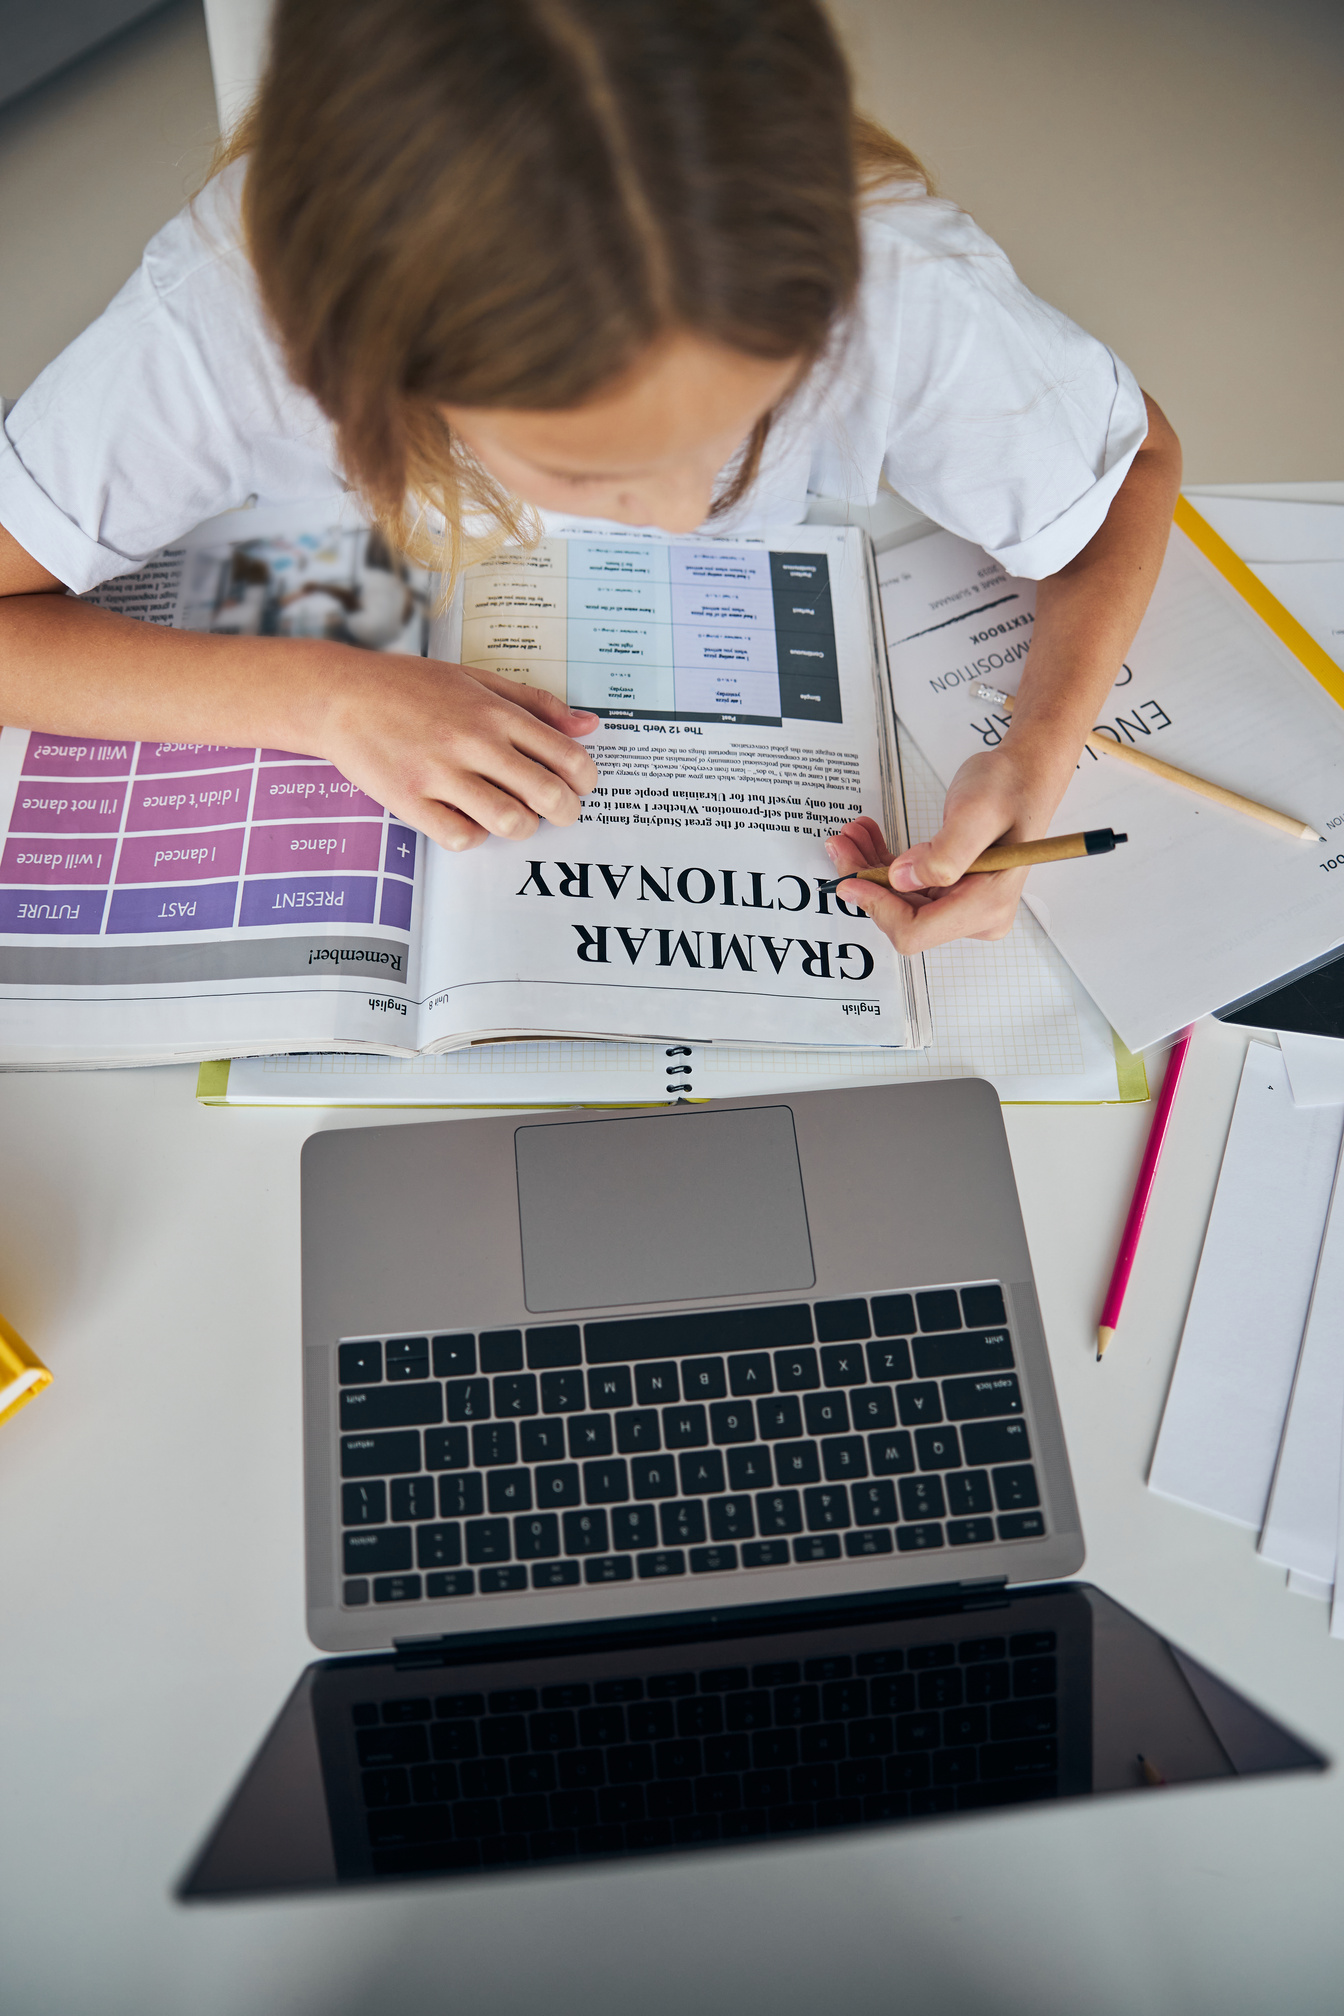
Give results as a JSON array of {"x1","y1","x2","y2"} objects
[
  {"x1": 350, "y1": 1631, "x2": 1061, "y2": 1874},
  {"x1": 335, "y1": 1283, "x2": 1043, "y2": 1608}
]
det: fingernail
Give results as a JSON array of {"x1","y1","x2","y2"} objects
[
  {"x1": 824, "y1": 838, "x2": 840, "y2": 863},
  {"x1": 889, "y1": 864, "x2": 922, "y2": 892}
]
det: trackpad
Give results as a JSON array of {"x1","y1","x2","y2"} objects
[{"x1": 515, "y1": 1106, "x2": 815, "y2": 1312}]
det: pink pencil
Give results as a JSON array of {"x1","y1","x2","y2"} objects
[{"x1": 1097, "y1": 1028, "x2": 1194, "y2": 1361}]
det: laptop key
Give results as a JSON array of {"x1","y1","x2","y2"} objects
[
  {"x1": 682, "y1": 1358, "x2": 727, "y2": 1400},
  {"x1": 821, "y1": 1436, "x2": 867, "y2": 1481},
  {"x1": 563, "y1": 1509, "x2": 610, "y2": 1555},
  {"x1": 960, "y1": 1284, "x2": 1007, "y2": 1327},
  {"x1": 992, "y1": 1463, "x2": 1040, "y2": 1510},
  {"x1": 342, "y1": 1480, "x2": 386, "y2": 1525},
  {"x1": 947, "y1": 1518, "x2": 995, "y2": 1545},
  {"x1": 344, "y1": 1527, "x2": 413, "y2": 1575},
  {"x1": 820, "y1": 1344, "x2": 868, "y2": 1386},
  {"x1": 493, "y1": 1374, "x2": 538, "y2": 1417},
  {"x1": 742, "y1": 1540, "x2": 790, "y2": 1567},
  {"x1": 915, "y1": 1289, "x2": 960, "y2": 1331},
  {"x1": 638, "y1": 1550, "x2": 687, "y2": 1578},
  {"x1": 961, "y1": 1418, "x2": 1031, "y2": 1465},
  {"x1": 534, "y1": 1464, "x2": 582, "y2": 1507},
  {"x1": 945, "y1": 1468, "x2": 993, "y2": 1515},
  {"x1": 756, "y1": 1395, "x2": 803, "y2": 1439},
  {"x1": 635, "y1": 1362, "x2": 679, "y2": 1405},
  {"x1": 943, "y1": 1373, "x2": 1023, "y2": 1419},
  {"x1": 390, "y1": 1477, "x2": 436, "y2": 1521},
  {"x1": 438, "y1": 1471, "x2": 485, "y2": 1518},
  {"x1": 914, "y1": 1426, "x2": 961, "y2": 1470},
  {"x1": 532, "y1": 1561, "x2": 580, "y2": 1588},
  {"x1": 525, "y1": 1325, "x2": 582, "y2": 1369},
  {"x1": 664, "y1": 1406, "x2": 709, "y2": 1449},
  {"x1": 341, "y1": 1431, "x2": 421, "y2": 1477},
  {"x1": 520, "y1": 1419, "x2": 567, "y2": 1462},
  {"x1": 472, "y1": 1422, "x2": 518, "y2": 1466},
  {"x1": 851, "y1": 1479, "x2": 898, "y2": 1525},
  {"x1": 588, "y1": 1366, "x2": 633, "y2": 1410},
  {"x1": 775, "y1": 1347, "x2": 819, "y2": 1391},
  {"x1": 896, "y1": 1523, "x2": 944, "y2": 1551},
  {"x1": 804, "y1": 1391, "x2": 849, "y2": 1435},
  {"x1": 479, "y1": 1330, "x2": 523, "y2": 1373},
  {"x1": 708, "y1": 1495, "x2": 755, "y2": 1542},
  {"x1": 794, "y1": 1534, "x2": 842, "y2": 1562},
  {"x1": 899, "y1": 1475, "x2": 946, "y2": 1521},
  {"x1": 866, "y1": 1338, "x2": 913, "y2": 1383},
  {"x1": 445, "y1": 1379, "x2": 490, "y2": 1422},
  {"x1": 631, "y1": 1455, "x2": 678, "y2": 1498},
  {"x1": 709, "y1": 1401, "x2": 755, "y2": 1444},
  {"x1": 339, "y1": 1340, "x2": 382, "y2": 1384},
  {"x1": 870, "y1": 1294, "x2": 916, "y2": 1336},
  {"x1": 568, "y1": 1414, "x2": 614, "y2": 1458},
  {"x1": 998, "y1": 1511, "x2": 1046, "y2": 1539},
  {"x1": 660, "y1": 1499, "x2": 707, "y2": 1547},
  {"x1": 850, "y1": 1387, "x2": 897, "y2": 1430},
  {"x1": 896, "y1": 1382, "x2": 942, "y2": 1426},
  {"x1": 814, "y1": 1299, "x2": 870, "y2": 1343},
  {"x1": 678, "y1": 1450, "x2": 725, "y2": 1496},
  {"x1": 540, "y1": 1370, "x2": 586, "y2": 1413},
  {"x1": 432, "y1": 1335, "x2": 476, "y2": 1378},
  {"x1": 385, "y1": 1337, "x2": 430, "y2": 1380},
  {"x1": 424, "y1": 1426, "x2": 470, "y2": 1470},
  {"x1": 585, "y1": 1555, "x2": 634, "y2": 1583},
  {"x1": 690, "y1": 1545, "x2": 737, "y2": 1573},
  {"x1": 756, "y1": 1489, "x2": 803, "y2": 1534},
  {"x1": 845, "y1": 1528, "x2": 893, "y2": 1557},
  {"x1": 480, "y1": 1566, "x2": 527, "y2": 1592},
  {"x1": 340, "y1": 1382, "x2": 443, "y2": 1430},
  {"x1": 803, "y1": 1486, "x2": 850, "y2": 1530},
  {"x1": 514, "y1": 1514, "x2": 560, "y2": 1559},
  {"x1": 914, "y1": 1330, "x2": 1015, "y2": 1379},
  {"x1": 727, "y1": 1445, "x2": 773, "y2": 1490},
  {"x1": 728, "y1": 1352, "x2": 773, "y2": 1396},
  {"x1": 611, "y1": 1505, "x2": 658, "y2": 1551},
  {"x1": 585, "y1": 1304, "x2": 813, "y2": 1362},
  {"x1": 487, "y1": 1469, "x2": 532, "y2": 1514},
  {"x1": 868, "y1": 1430, "x2": 915, "y2": 1475},
  {"x1": 373, "y1": 1574, "x2": 423, "y2": 1602},
  {"x1": 465, "y1": 1519, "x2": 511, "y2": 1564},
  {"x1": 774, "y1": 1441, "x2": 821, "y2": 1485},
  {"x1": 583, "y1": 1459, "x2": 630, "y2": 1504},
  {"x1": 615, "y1": 1408, "x2": 661, "y2": 1452}
]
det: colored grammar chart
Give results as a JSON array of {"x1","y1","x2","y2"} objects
[
  {"x1": 461, "y1": 538, "x2": 842, "y2": 727},
  {"x1": 0, "y1": 735, "x2": 419, "y2": 943}
]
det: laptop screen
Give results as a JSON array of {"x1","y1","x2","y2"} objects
[{"x1": 180, "y1": 1582, "x2": 1324, "y2": 1898}]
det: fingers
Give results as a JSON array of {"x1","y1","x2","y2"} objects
[
  {"x1": 886, "y1": 791, "x2": 1019, "y2": 893},
  {"x1": 412, "y1": 800, "x2": 490, "y2": 853},
  {"x1": 461, "y1": 663, "x2": 600, "y2": 738},
  {"x1": 844, "y1": 867, "x2": 1026, "y2": 954}
]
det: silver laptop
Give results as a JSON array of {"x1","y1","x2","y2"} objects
[{"x1": 302, "y1": 1081, "x2": 1083, "y2": 1654}]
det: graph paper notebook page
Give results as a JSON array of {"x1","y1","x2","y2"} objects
[
  {"x1": 205, "y1": 735, "x2": 1138, "y2": 1108},
  {"x1": 0, "y1": 504, "x2": 929, "y2": 1065},
  {"x1": 878, "y1": 508, "x2": 1344, "y2": 1053}
]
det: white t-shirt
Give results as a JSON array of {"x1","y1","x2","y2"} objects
[{"x1": 0, "y1": 160, "x2": 1147, "y2": 592}]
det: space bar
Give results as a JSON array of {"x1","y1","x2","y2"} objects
[{"x1": 584, "y1": 1303, "x2": 814, "y2": 1363}]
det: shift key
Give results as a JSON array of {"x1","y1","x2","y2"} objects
[{"x1": 340, "y1": 1382, "x2": 443, "y2": 1429}]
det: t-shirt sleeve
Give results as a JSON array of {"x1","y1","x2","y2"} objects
[
  {"x1": 861, "y1": 198, "x2": 1149, "y2": 579},
  {"x1": 0, "y1": 170, "x2": 341, "y2": 593}
]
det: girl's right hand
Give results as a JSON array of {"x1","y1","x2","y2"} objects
[{"x1": 319, "y1": 653, "x2": 600, "y2": 851}]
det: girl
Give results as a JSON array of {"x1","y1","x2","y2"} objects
[{"x1": 0, "y1": 0, "x2": 1181, "y2": 956}]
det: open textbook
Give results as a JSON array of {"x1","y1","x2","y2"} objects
[
  {"x1": 879, "y1": 500, "x2": 1344, "y2": 1054},
  {"x1": 0, "y1": 502, "x2": 930, "y2": 1065}
]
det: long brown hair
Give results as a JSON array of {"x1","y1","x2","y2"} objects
[{"x1": 225, "y1": 0, "x2": 926, "y2": 577}]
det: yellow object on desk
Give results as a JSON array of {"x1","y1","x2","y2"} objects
[{"x1": 0, "y1": 1313, "x2": 52, "y2": 1428}]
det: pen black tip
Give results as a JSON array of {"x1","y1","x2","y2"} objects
[{"x1": 1115, "y1": 832, "x2": 1128, "y2": 845}]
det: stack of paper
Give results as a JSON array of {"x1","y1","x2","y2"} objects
[{"x1": 1149, "y1": 1042, "x2": 1344, "y2": 1633}]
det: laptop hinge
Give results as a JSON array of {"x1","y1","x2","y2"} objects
[{"x1": 390, "y1": 1577, "x2": 1011, "y2": 1662}]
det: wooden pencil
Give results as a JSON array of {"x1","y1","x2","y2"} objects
[{"x1": 975, "y1": 687, "x2": 1319, "y2": 842}]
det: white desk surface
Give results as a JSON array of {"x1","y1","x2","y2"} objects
[{"x1": 2, "y1": 1015, "x2": 1342, "y2": 2016}]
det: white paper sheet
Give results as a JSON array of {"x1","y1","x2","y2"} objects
[
  {"x1": 1280, "y1": 1029, "x2": 1344, "y2": 1108},
  {"x1": 880, "y1": 524, "x2": 1344, "y2": 1052},
  {"x1": 1259, "y1": 1134, "x2": 1344, "y2": 1580},
  {"x1": 1247, "y1": 560, "x2": 1344, "y2": 664},
  {"x1": 1186, "y1": 497, "x2": 1344, "y2": 563},
  {"x1": 1148, "y1": 1043, "x2": 1343, "y2": 1528},
  {"x1": 1287, "y1": 1570, "x2": 1332, "y2": 1602}
]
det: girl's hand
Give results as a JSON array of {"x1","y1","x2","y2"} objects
[
  {"x1": 320, "y1": 653, "x2": 600, "y2": 851},
  {"x1": 825, "y1": 744, "x2": 1065, "y2": 954}
]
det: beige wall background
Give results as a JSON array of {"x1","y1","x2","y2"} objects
[{"x1": 0, "y1": 0, "x2": 1340, "y2": 478}]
